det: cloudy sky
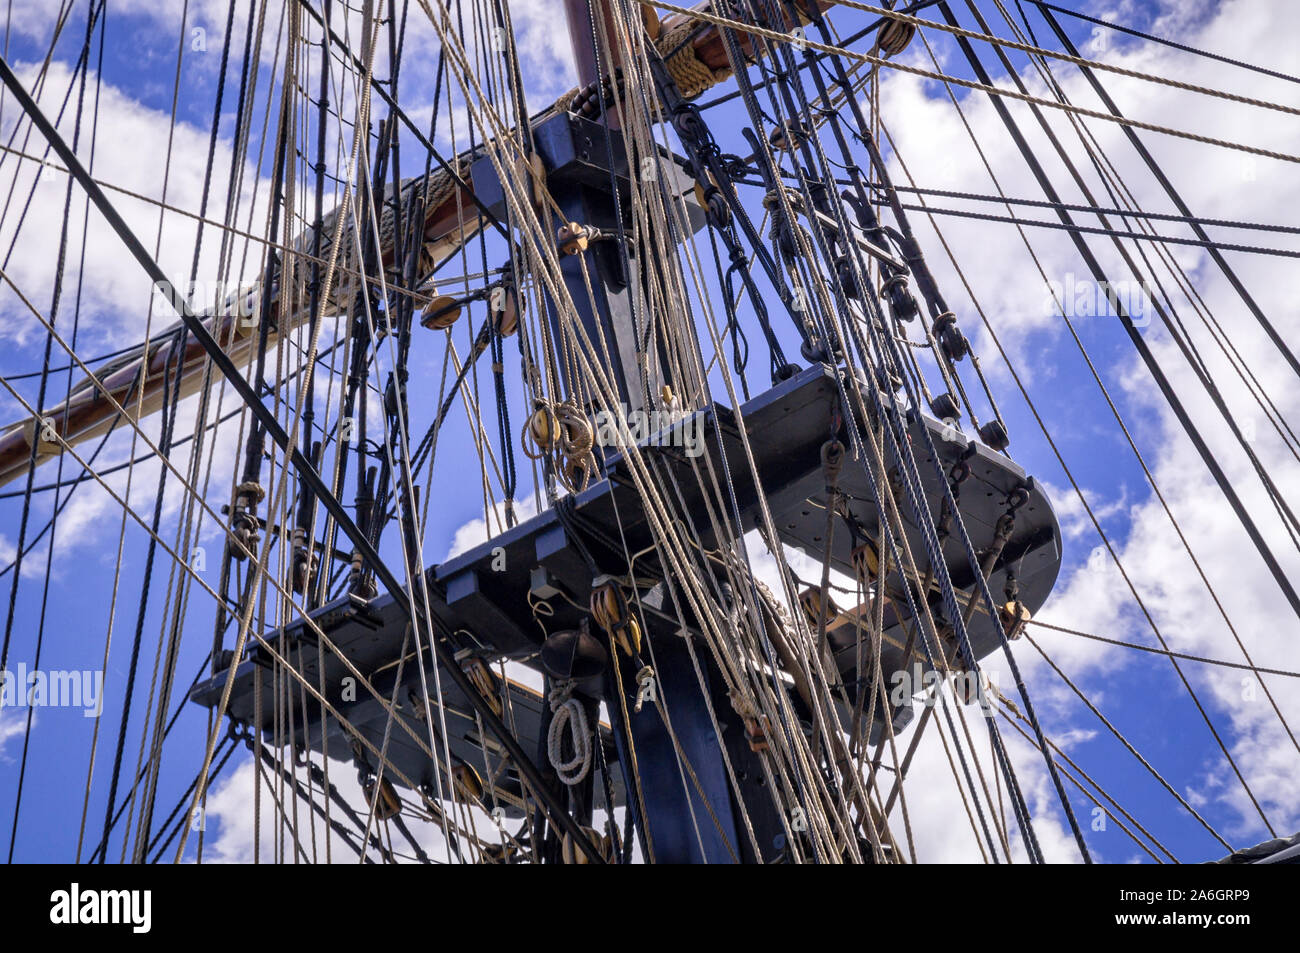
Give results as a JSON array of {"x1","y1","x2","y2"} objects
[{"x1": 0, "y1": 0, "x2": 1297, "y2": 864}]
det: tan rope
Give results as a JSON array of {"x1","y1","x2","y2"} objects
[
  {"x1": 655, "y1": 20, "x2": 731, "y2": 99},
  {"x1": 635, "y1": 0, "x2": 1300, "y2": 164}
]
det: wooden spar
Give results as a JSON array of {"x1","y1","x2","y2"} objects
[
  {"x1": 655, "y1": 0, "x2": 838, "y2": 70},
  {"x1": 0, "y1": 0, "x2": 846, "y2": 487},
  {"x1": 0, "y1": 174, "x2": 481, "y2": 487}
]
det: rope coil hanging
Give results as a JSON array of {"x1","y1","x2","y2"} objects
[
  {"x1": 547, "y1": 681, "x2": 592, "y2": 786},
  {"x1": 521, "y1": 398, "x2": 598, "y2": 492}
]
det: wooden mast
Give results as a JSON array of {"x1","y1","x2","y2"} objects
[{"x1": 0, "y1": 0, "x2": 835, "y2": 485}]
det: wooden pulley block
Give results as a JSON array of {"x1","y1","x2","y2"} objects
[
  {"x1": 557, "y1": 221, "x2": 589, "y2": 255},
  {"x1": 561, "y1": 826, "x2": 610, "y2": 864},
  {"x1": 744, "y1": 714, "x2": 772, "y2": 753},
  {"x1": 489, "y1": 284, "x2": 522, "y2": 337},
  {"x1": 555, "y1": 402, "x2": 593, "y2": 455},
  {"x1": 929, "y1": 391, "x2": 960, "y2": 421},
  {"x1": 979, "y1": 419, "x2": 1010, "y2": 452},
  {"x1": 934, "y1": 312, "x2": 968, "y2": 362},
  {"x1": 998, "y1": 600, "x2": 1031, "y2": 640},
  {"x1": 692, "y1": 179, "x2": 707, "y2": 208},
  {"x1": 798, "y1": 587, "x2": 841, "y2": 629},
  {"x1": 457, "y1": 650, "x2": 503, "y2": 715},
  {"x1": 768, "y1": 119, "x2": 807, "y2": 152},
  {"x1": 641, "y1": 3, "x2": 661, "y2": 41},
  {"x1": 614, "y1": 616, "x2": 642, "y2": 658},
  {"x1": 451, "y1": 761, "x2": 485, "y2": 802},
  {"x1": 364, "y1": 776, "x2": 402, "y2": 821},
  {"x1": 850, "y1": 540, "x2": 881, "y2": 580},
  {"x1": 525, "y1": 403, "x2": 557, "y2": 452},
  {"x1": 590, "y1": 580, "x2": 640, "y2": 656},
  {"x1": 878, "y1": 16, "x2": 916, "y2": 56},
  {"x1": 420, "y1": 294, "x2": 462, "y2": 330},
  {"x1": 691, "y1": 168, "x2": 719, "y2": 206},
  {"x1": 589, "y1": 580, "x2": 620, "y2": 632},
  {"x1": 941, "y1": 328, "x2": 969, "y2": 362},
  {"x1": 693, "y1": 171, "x2": 732, "y2": 227},
  {"x1": 875, "y1": 364, "x2": 903, "y2": 395}
]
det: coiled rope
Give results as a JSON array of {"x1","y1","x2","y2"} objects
[{"x1": 547, "y1": 681, "x2": 592, "y2": 786}]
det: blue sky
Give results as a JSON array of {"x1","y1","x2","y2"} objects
[{"x1": 0, "y1": 0, "x2": 1297, "y2": 863}]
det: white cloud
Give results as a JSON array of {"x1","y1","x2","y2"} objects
[
  {"x1": 200, "y1": 744, "x2": 607, "y2": 863},
  {"x1": 5, "y1": 0, "x2": 1299, "y2": 863},
  {"x1": 444, "y1": 492, "x2": 540, "y2": 559},
  {"x1": 872, "y1": 0, "x2": 1300, "y2": 853},
  {"x1": 0, "y1": 705, "x2": 28, "y2": 761},
  {"x1": 0, "y1": 58, "x2": 267, "y2": 349}
]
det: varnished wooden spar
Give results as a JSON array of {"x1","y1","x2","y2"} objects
[
  {"x1": 0, "y1": 0, "x2": 848, "y2": 486},
  {"x1": 0, "y1": 164, "x2": 478, "y2": 486}
]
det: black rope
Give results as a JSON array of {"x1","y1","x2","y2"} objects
[
  {"x1": 85, "y1": 650, "x2": 214, "y2": 863},
  {"x1": 0, "y1": 60, "x2": 603, "y2": 853},
  {"x1": 144, "y1": 735, "x2": 237, "y2": 863},
  {"x1": 938, "y1": 1, "x2": 1300, "y2": 625},
  {"x1": 134, "y1": 0, "x2": 244, "y2": 859},
  {"x1": 1028, "y1": 0, "x2": 1300, "y2": 87},
  {"x1": 892, "y1": 202, "x2": 1300, "y2": 258},
  {"x1": 5, "y1": 0, "x2": 103, "y2": 862},
  {"x1": 1032, "y1": 3, "x2": 1300, "y2": 381},
  {"x1": 765, "y1": 0, "x2": 1059, "y2": 860},
  {"x1": 880, "y1": 182, "x2": 1300, "y2": 236}
]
